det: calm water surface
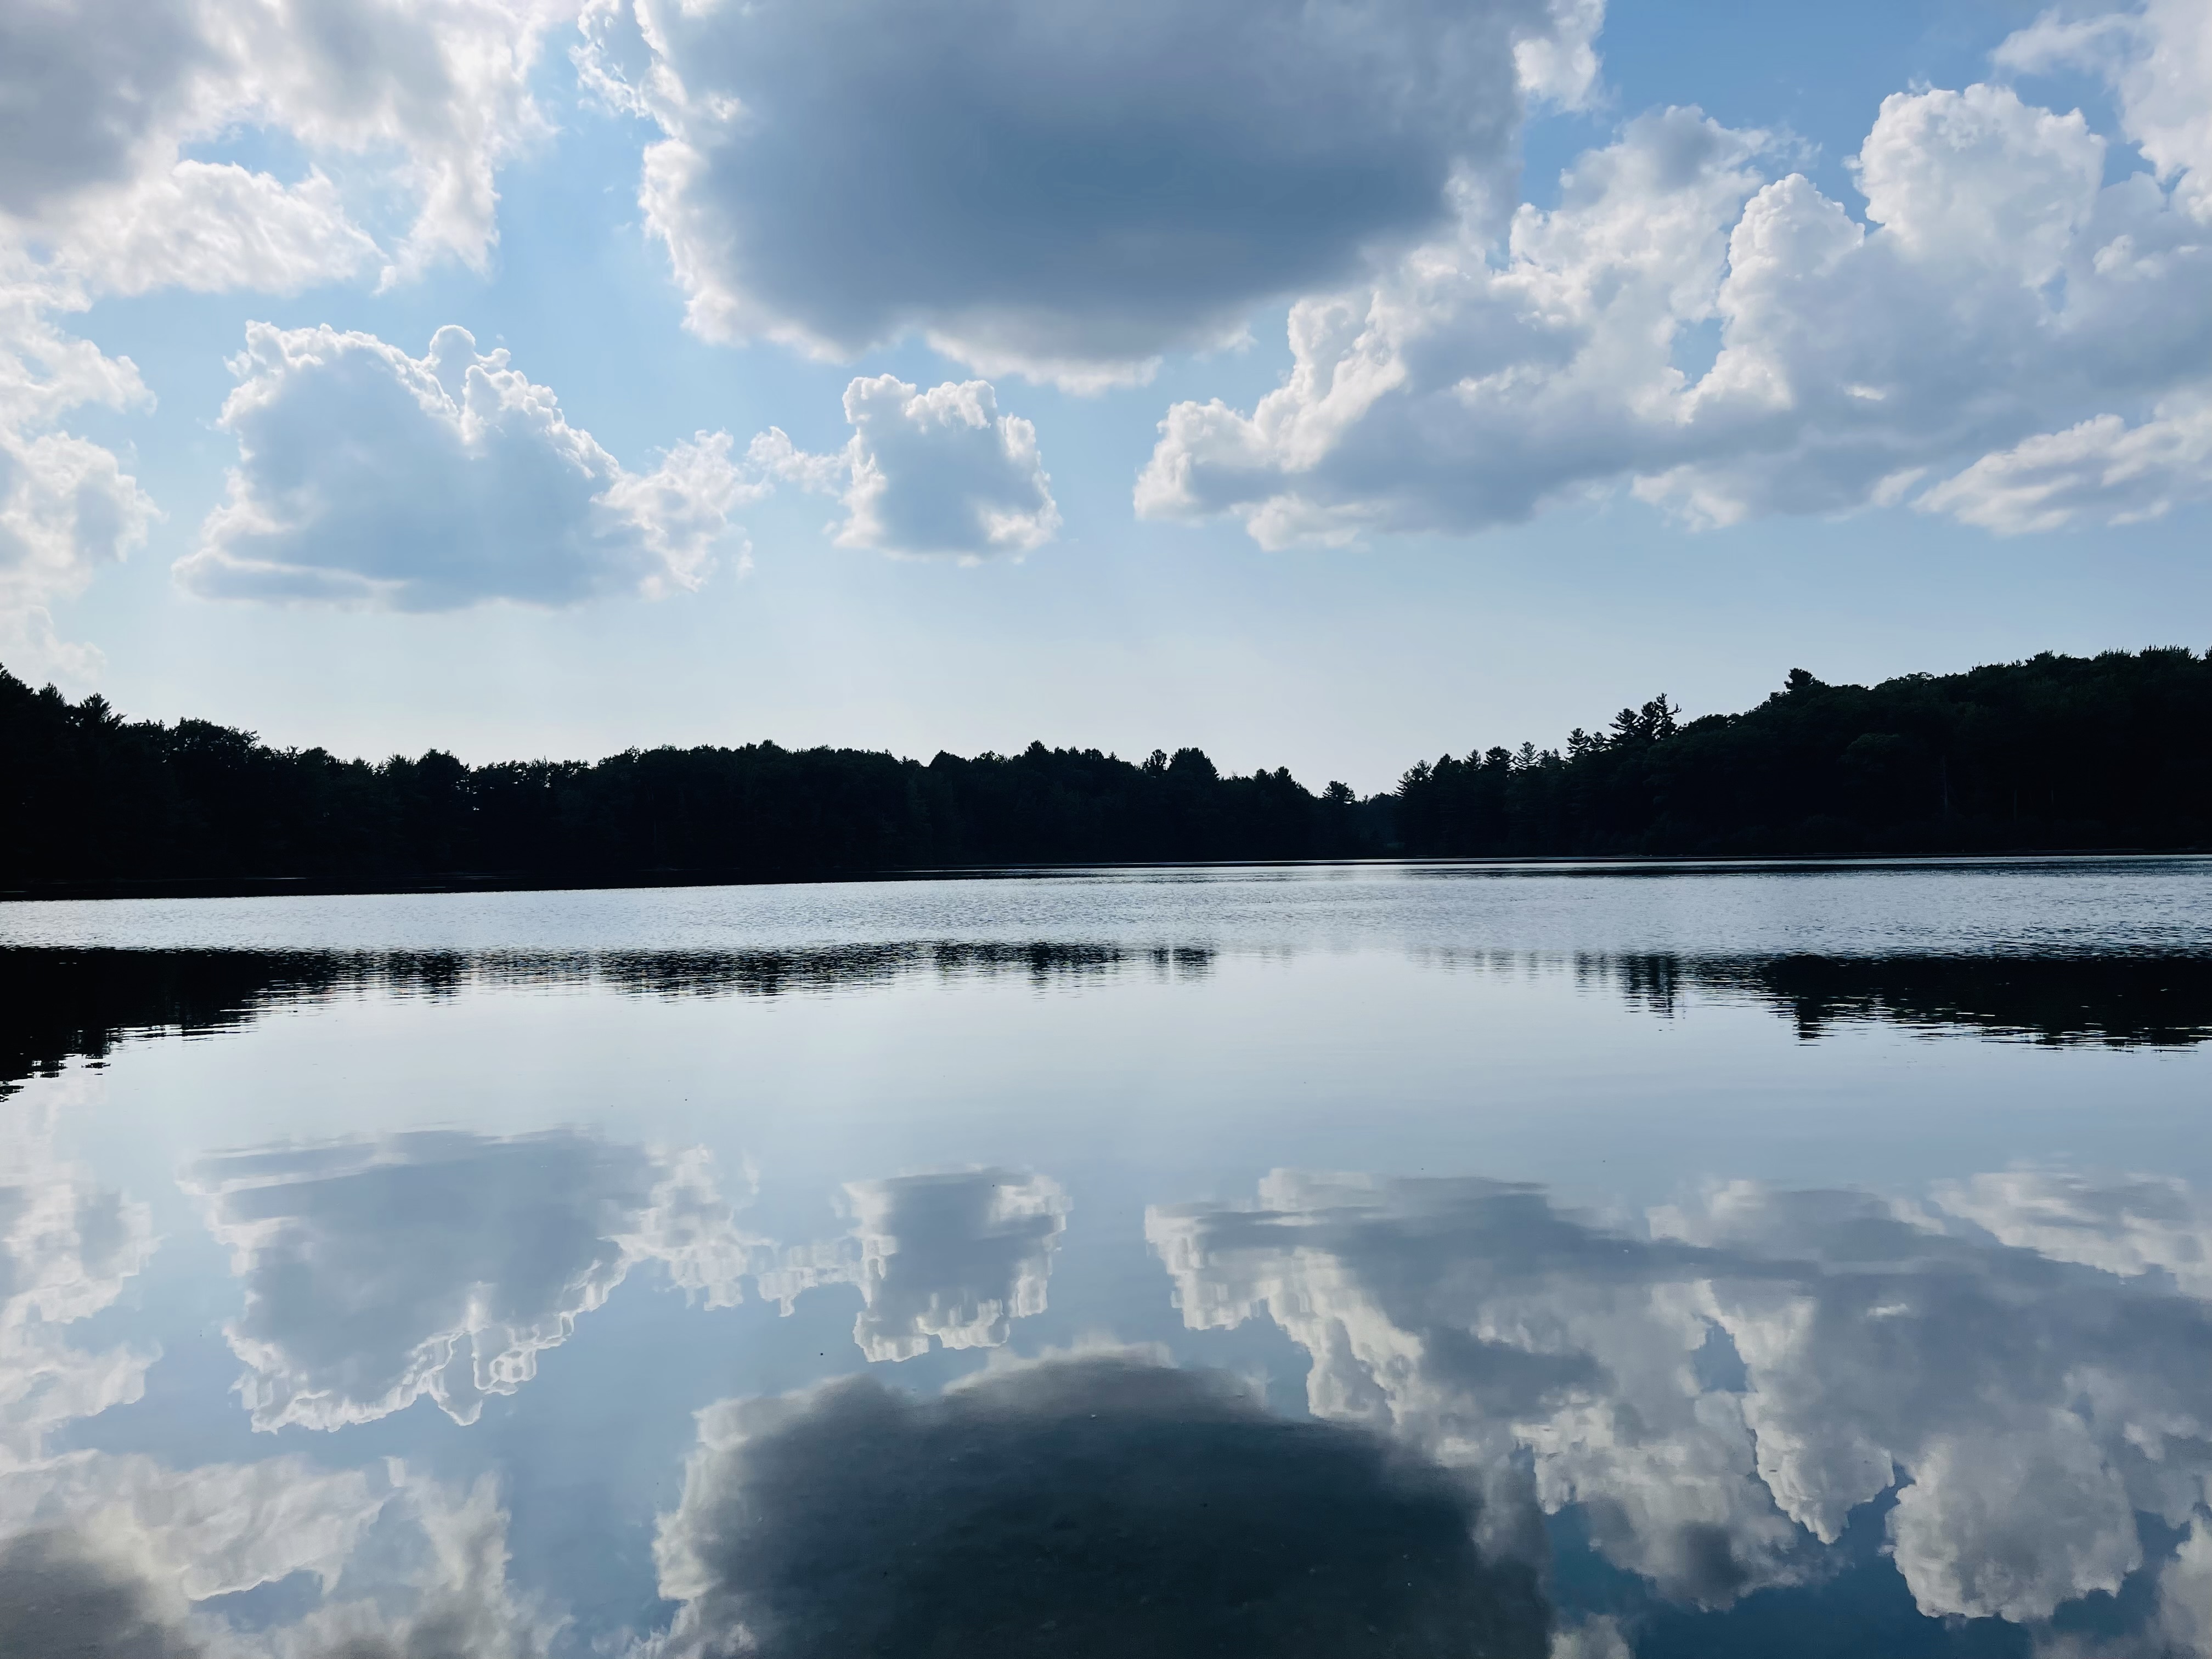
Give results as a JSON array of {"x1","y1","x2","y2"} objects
[{"x1": 2, "y1": 859, "x2": 2208, "y2": 1657}]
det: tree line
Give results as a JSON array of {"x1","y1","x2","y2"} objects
[
  {"x1": 1395, "y1": 647, "x2": 2209, "y2": 857},
  {"x1": 3, "y1": 646, "x2": 2205, "y2": 893},
  {"x1": 0, "y1": 679, "x2": 1384, "y2": 888}
]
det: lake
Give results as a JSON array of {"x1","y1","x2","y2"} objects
[{"x1": 2, "y1": 857, "x2": 2208, "y2": 1657}]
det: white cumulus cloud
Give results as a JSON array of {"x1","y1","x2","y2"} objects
[
  {"x1": 833, "y1": 378, "x2": 1060, "y2": 560},
  {"x1": 747, "y1": 376, "x2": 1060, "y2": 560},
  {"x1": 176, "y1": 324, "x2": 753, "y2": 610},
  {"x1": 0, "y1": 273, "x2": 156, "y2": 685},
  {"x1": 579, "y1": 0, "x2": 1606, "y2": 387},
  {"x1": 0, "y1": 0, "x2": 566, "y2": 294},
  {"x1": 1139, "y1": 4, "x2": 2212, "y2": 545},
  {"x1": 1917, "y1": 394, "x2": 2212, "y2": 533},
  {"x1": 0, "y1": 0, "x2": 575, "y2": 675}
]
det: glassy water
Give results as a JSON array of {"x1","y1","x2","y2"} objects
[{"x1": 2, "y1": 857, "x2": 2208, "y2": 1658}]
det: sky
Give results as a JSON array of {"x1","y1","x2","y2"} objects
[{"x1": 2, "y1": 0, "x2": 2207, "y2": 792}]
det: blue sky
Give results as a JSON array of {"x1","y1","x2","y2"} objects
[{"x1": 4, "y1": 0, "x2": 2206, "y2": 791}]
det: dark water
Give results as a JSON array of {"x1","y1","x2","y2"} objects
[{"x1": 1, "y1": 858, "x2": 2207, "y2": 1658}]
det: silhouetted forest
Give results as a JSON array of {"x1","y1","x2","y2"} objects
[
  {"x1": 1, "y1": 672, "x2": 1381, "y2": 887},
  {"x1": 3, "y1": 647, "x2": 2205, "y2": 893},
  {"x1": 1397, "y1": 648, "x2": 2210, "y2": 857}
]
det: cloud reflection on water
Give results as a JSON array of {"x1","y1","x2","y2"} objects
[
  {"x1": 0, "y1": 1466, "x2": 552, "y2": 1659},
  {"x1": 1149, "y1": 1171, "x2": 2212, "y2": 1644},
  {"x1": 651, "y1": 1351, "x2": 1551, "y2": 1659},
  {"x1": 0, "y1": 1076, "x2": 157, "y2": 1469},
  {"x1": 185, "y1": 1138, "x2": 1068, "y2": 1435},
  {"x1": 183, "y1": 1131, "x2": 766, "y2": 1430},
  {"x1": 758, "y1": 1169, "x2": 1069, "y2": 1362}
]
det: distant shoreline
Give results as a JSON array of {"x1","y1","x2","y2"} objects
[
  {"x1": 6, "y1": 848, "x2": 2205, "y2": 908},
  {"x1": 9, "y1": 647, "x2": 2209, "y2": 891}
]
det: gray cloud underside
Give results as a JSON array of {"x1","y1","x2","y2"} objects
[
  {"x1": 599, "y1": 0, "x2": 1595, "y2": 377},
  {"x1": 0, "y1": 0, "x2": 206, "y2": 219},
  {"x1": 652, "y1": 1352, "x2": 1552, "y2": 1658}
]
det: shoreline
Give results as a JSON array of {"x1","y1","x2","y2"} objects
[{"x1": 5, "y1": 847, "x2": 2207, "y2": 907}]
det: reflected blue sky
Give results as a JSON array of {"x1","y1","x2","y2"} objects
[{"x1": 1, "y1": 861, "x2": 2208, "y2": 1655}]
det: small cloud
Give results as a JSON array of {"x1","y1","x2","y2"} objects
[
  {"x1": 748, "y1": 376, "x2": 1062, "y2": 560},
  {"x1": 755, "y1": 1168, "x2": 1069, "y2": 1361},
  {"x1": 835, "y1": 377, "x2": 1059, "y2": 560}
]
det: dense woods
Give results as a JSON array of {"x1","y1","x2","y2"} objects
[
  {"x1": 3, "y1": 646, "x2": 2205, "y2": 893},
  {"x1": 0, "y1": 675, "x2": 1380, "y2": 887},
  {"x1": 1395, "y1": 648, "x2": 2210, "y2": 857}
]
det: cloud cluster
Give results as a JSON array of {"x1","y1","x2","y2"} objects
[
  {"x1": 176, "y1": 325, "x2": 750, "y2": 609},
  {"x1": 0, "y1": 278, "x2": 156, "y2": 682},
  {"x1": 171, "y1": 340, "x2": 1063, "y2": 606},
  {"x1": 650, "y1": 1351, "x2": 1551, "y2": 1658},
  {"x1": 1139, "y1": 5, "x2": 2212, "y2": 544},
  {"x1": 1148, "y1": 1168, "x2": 2212, "y2": 1638},
  {"x1": 0, "y1": 1081, "x2": 558, "y2": 1658},
  {"x1": 185, "y1": 1128, "x2": 765, "y2": 1431},
  {"x1": 0, "y1": 0, "x2": 562, "y2": 293},
  {"x1": 0, "y1": 0, "x2": 567, "y2": 675},
  {"x1": 757, "y1": 1169, "x2": 1068, "y2": 1361},
  {"x1": 580, "y1": 0, "x2": 1604, "y2": 387}
]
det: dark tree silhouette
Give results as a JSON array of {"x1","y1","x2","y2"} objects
[
  {"x1": 1395, "y1": 648, "x2": 2210, "y2": 858},
  {"x1": 3, "y1": 647, "x2": 2205, "y2": 894},
  {"x1": 0, "y1": 670, "x2": 1382, "y2": 890}
]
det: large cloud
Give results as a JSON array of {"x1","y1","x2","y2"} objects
[
  {"x1": 579, "y1": 0, "x2": 1604, "y2": 387},
  {"x1": 650, "y1": 1351, "x2": 1551, "y2": 1658},
  {"x1": 1139, "y1": 5, "x2": 2212, "y2": 544},
  {"x1": 184, "y1": 1129, "x2": 764, "y2": 1430},
  {"x1": 1148, "y1": 1169, "x2": 2212, "y2": 1634},
  {"x1": 756, "y1": 1169, "x2": 1068, "y2": 1361},
  {"x1": 175, "y1": 324, "x2": 752, "y2": 609}
]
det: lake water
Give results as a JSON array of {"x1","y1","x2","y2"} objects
[{"x1": 2, "y1": 857, "x2": 2208, "y2": 1657}]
